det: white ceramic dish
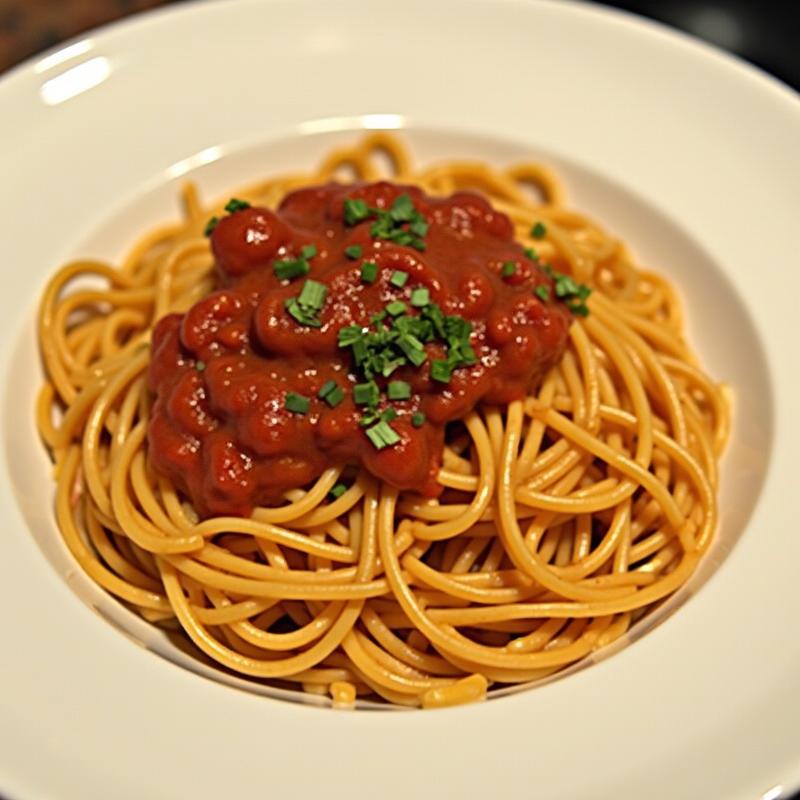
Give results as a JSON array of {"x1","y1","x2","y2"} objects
[{"x1": 1, "y1": 1, "x2": 798, "y2": 798}]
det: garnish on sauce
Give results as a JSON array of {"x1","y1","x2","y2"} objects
[
  {"x1": 148, "y1": 181, "x2": 584, "y2": 516},
  {"x1": 204, "y1": 197, "x2": 252, "y2": 236},
  {"x1": 344, "y1": 193, "x2": 429, "y2": 251}
]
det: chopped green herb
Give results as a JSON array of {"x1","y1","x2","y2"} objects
[
  {"x1": 524, "y1": 247, "x2": 538, "y2": 261},
  {"x1": 273, "y1": 258, "x2": 311, "y2": 281},
  {"x1": 318, "y1": 380, "x2": 338, "y2": 399},
  {"x1": 370, "y1": 213, "x2": 393, "y2": 239},
  {"x1": 381, "y1": 406, "x2": 398, "y2": 422},
  {"x1": 195, "y1": 360, "x2": 206, "y2": 372},
  {"x1": 360, "y1": 261, "x2": 378, "y2": 283},
  {"x1": 409, "y1": 216, "x2": 429, "y2": 237},
  {"x1": 285, "y1": 277, "x2": 327, "y2": 327},
  {"x1": 344, "y1": 244, "x2": 363, "y2": 260},
  {"x1": 285, "y1": 298, "x2": 322, "y2": 327},
  {"x1": 430, "y1": 359, "x2": 453, "y2": 383},
  {"x1": 535, "y1": 285, "x2": 551, "y2": 302},
  {"x1": 540, "y1": 266, "x2": 592, "y2": 316},
  {"x1": 285, "y1": 392, "x2": 310, "y2": 414},
  {"x1": 351, "y1": 338, "x2": 368, "y2": 365},
  {"x1": 387, "y1": 380, "x2": 411, "y2": 400},
  {"x1": 380, "y1": 358, "x2": 405, "y2": 378},
  {"x1": 501, "y1": 261, "x2": 516, "y2": 278},
  {"x1": 329, "y1": 483, "x2": 348, "y2": 499},
  {"x1": 206, "y1": 198, "x2": 252, "y2": 237},
  {"x1": 324, "y1": 385, "x2": 345, "y2": 407},
  {"x1": 389, "y1": 194, "x2": 415, "y2": 222},
  {"x1": 422, "y1": 303, "x2": 445, "y2": 337},
  {"x1": 343, "y1": 198, "x2": 369, "y2": 225},
  {"x1": 335, "y1": 295, "x2": 477, "y2": 433},
  {"x1": 386, "y1": 300, "x2": 407, "y2": 317},
  {"x1": 459, "y1": 343, "x2": 478, "y2": 365},
  {"x1": 365, "y1": 420, "x2": 400, "y2": 449},
  {"x1": 298, "y1": 279, "x2": 327, "y2": 311},
  {"x1": 410, "y1": 287, "x2": 430, "y2": 307},
  {"x1": 384, "y1": 229, "x2": 427, "y2": 250},
  {"x1": 411, "y1": 411, "x2": 426, "y2": 427},
  {"x1": 343, "y1": 194, "x2": 428, "y2": 251},
  {"x1": 554, "y1": 275, "x2": 579, "y2": 298},
  {"x1": 203, "y1": 216, "x2": 219, "y2": 237},
  {"x1": 390, "y1": 270, "x2": 409, "y2": 288},
  {"x1": 531, "y1": 222, "x2": 547, "y2": 239},
  {"x1": 224, "y1": 198, "x2": 251, "y2": 213},
  {"x1": 274, "y1": 244, "x2": 317, "y2": 282},
  {"x1": 353, "y1": 381, "x2": 380, "y2": 407},
  {"x1": 398, "y1": 335, "x2": 428, "y2": 367},
  {"x1": 567, "y1": 301, "x2": 590, "y2": 317},
  {"x1": 338, "y1": 325, "x2": 363, "y2": 346}
]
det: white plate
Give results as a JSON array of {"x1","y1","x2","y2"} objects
[{"x1": 1, "y1": 1, "x2": 798, "y2": 798}]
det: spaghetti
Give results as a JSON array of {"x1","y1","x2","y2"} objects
[{"x1": 37, "y1": 133, "x2": 729, "y2": 708}]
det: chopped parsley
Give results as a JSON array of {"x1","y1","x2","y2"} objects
[
  {"x1": 501, "y1": 261, "x2": 516, "y2": 278},
  {"x1": 535, "y1": 285, "x2": 551, "y2": 302},
  {"x1": 285, "y1": 392, "x2": 310, "y2": 414},
  {"x1": 274, "y1": 244, "x2": 317, "y2": 282},
  {"x1": 343, "y1": 193, "x2": 429, "y2": 252},
  {"x1": 336, "y1": 298, "x2": 475, "y2": 384},
  {"x1": 285, "y1": 279, "x2": 328, "y2": 327},
  {"x1": 318, "y1": 379, "x2": 337, "y2": 397},
  {"x1": 329, "y1": 483, "x2": 348, "y2": 499},
  {"x1": 386, "y1": 300, "x2": 407, "y2": 317},
  {"x1": 285, "y1": 298, "x2": 320, "y2": 326},
  {"x1": 389, "y1": 194, "x2": 414, "y2": 221},
  {"x1": 225, "y1": 198, "x2": 251, "y2": 213},
  {"x1": 359, "y1": 405, "x2": 399, "y2": 428},
  {"x1": 430, "y1": 359, "x2": 453, "y2": 384},
  {"x1": 387, "y1": 380, "x2": 411, "y2": 400},
  {"x1": 353, "y1": 381, "x2": 380, "y2": 407},
  {"x1": 343, "y1": 198, "x2": 369, "y2": 225},
  {"x1": 335, "y1": 290, "x2": 477, "y2": 446},
  {"x1": 542, "y1": 264, "x2": 591, "y2": 316},
  {"x1": 298, "y1": 279, "x2": 326, "y2": 309},
  {"x1": 361, "y1": 261, "x2": 378, "y2": 283},
  {"x1": 411, "y1": 411, "x2": 426, "y2": 427},
  {"x1": 382, "y1": 407, "x2": 398, "y2": 422},
  {"x1": 345, "y1": 244, "x2": 363, "y2": 260},
  {"x1": 318, "y1": 380, "x2": 345, "y2": 408},
  {"x1": 274, "y1": 258, "x2": 310, "y2": 281},
  {"x1": 531, "y1": 222, "x2": 547, "y2": 239},
  {"x1": 365, "y1": 420, "x2": 401, "y2": 450},
  {"x1": 204, "y1": 198, "x2": 252, "y2": 237},
  {"x1": 567, "y1": 300, "x2": 591, "y2": 317},
  {"x1": 390, "y1": 270, "x2": 409, "y2": 288},
  {"x1": 324, "y1": 386, "x2": 344, "y2": 407},
  {"x1": 410, "y1": 287, "x2": 430, "y2": 307}
]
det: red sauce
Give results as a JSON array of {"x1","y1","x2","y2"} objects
[{"x1": 147, "y1": 182, "x2": 572, "y2": 516}]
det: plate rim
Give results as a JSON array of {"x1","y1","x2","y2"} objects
[{"x1": 1, "y1": 1, "x2": 799, "y2": 799}]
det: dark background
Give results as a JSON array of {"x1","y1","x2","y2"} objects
[{"x1": 0, "y1": 1, "x2": 797, "y2": 799}]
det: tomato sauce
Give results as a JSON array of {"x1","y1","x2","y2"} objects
[{"x1": 147, "y1": 182, "x2": 572, "y2": 516}]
